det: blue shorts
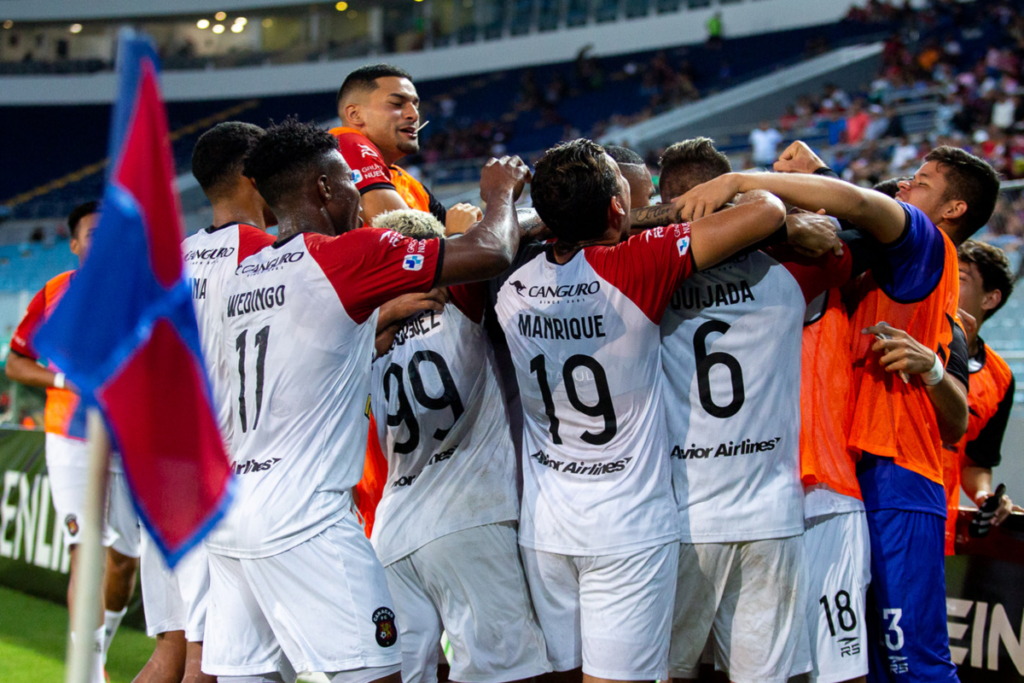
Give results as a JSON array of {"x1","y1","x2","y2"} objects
[{"x1": 864, "y1": 508, "x2": 958, "y2": 682}]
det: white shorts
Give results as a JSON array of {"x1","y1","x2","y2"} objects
[
  {"x1": 140, "y1": 530, "x2": 210, "y2": 641},
  {"x1": 202, "y1": 513, "x2": 402, "y2": 681},
  {"x1": 47, "y1": 433, "x2": 140, "y2": 557},
  {"x1": 521, "y1": 541, "x2": 677, "y2": 680},
  {"x1": 385, "y1": 522, "x2": 550, "y2": 683},
  {"x1": 802, "y1": 512, "x2": 870, "y2": 683},
  {"x1": 670, "y1": 536, "x2": 808, "y2": 683}
]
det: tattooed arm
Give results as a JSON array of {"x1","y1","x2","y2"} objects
[{"x1": 629, "y1": 203, "x2": 679, "y2": 229}]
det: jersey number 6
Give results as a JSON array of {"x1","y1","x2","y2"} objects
[{"x1": 694, "y1": 320, "x2": 745, "y2": 419}]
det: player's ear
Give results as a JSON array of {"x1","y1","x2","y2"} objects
[
  {"x1": 609, "y1": 195, "x2": 627, "y2": 218},
  {"x1": 318, "y1": 175, "x2": 332, "y2": 203},
  {"x1": 982, "y1": 288, "x2": 1003, "y2": 315},
  {"x1": 343, "y1": 103, "x2": 362, "y2": 127},
  {"x1": 943, "y1": 198, "x2": 967, "y2": 223}
]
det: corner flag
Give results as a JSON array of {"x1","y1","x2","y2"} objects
[{"x1": 33, "y1": 32, "x2": 232, "y2": 567}]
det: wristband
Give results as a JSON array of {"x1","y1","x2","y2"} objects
[
  {"x1": 921, "y1": 352, "x2": 944, "y2": 386},
  {"x1": 53, "y1": 372, "x2": 66, "y2": 390}
]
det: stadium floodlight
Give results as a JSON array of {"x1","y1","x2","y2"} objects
[
  {"x1": 212, "y1": 23, "x2": 225, "y2": 33},
  {"x1": 262, "y1": 18, "x2": 274, "y2": 27},
  {"x1": 235, "y1": 17, "x2": 248, "y2": 25},
  {"x1": 2, "y1": 20, "x2": 13, "y2": 29},
  {"x1": 215, "y1": 11, "x2": 227, "y2": 20},
  {"x1": 70, "y1": 23, "x2": 83, "y2": 33},
  {"x1": 197, "y1": 18, "x2": 210, "y2": 29},
  {"x1": 231, "y1": 23, "x2": 244, "y2": 33},
  {"x1": 335, "y1": 1, "x2": 349, "y2": 10}
]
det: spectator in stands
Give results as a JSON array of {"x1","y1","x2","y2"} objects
[
  {"x1": 846, "y1": 100, "x2": 872, "y2": 145},
  {"x1": 706, "y1": 12, "x2": 723, "y2": 47},
  {"x1": 750, "y1": 120, "x2": 783, "y2": 168},
  {"x1": 991, "y1": 91, "x2": 1017, "y2": 130}
]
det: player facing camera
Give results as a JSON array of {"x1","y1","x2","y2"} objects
[{"x1": 243, "y1": 119, "x2": 361, "y2": 238}]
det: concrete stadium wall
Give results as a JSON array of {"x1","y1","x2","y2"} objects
[{"x1": 2, "y1": 0, "x2": 856, "y2": 105}]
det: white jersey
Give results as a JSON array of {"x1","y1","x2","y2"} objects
[
  {"x1": 495, "y1": 226, "x2": 695, "y2": 555},
  {"x1": 661, "y1": 248, "x2": 850, "y2": 543},
  {"x1": 371, "y1": 284, "x2": 518, "y2": 566},
  {"x1": 183, "y1": 223, "x2": 273, "y2": 444},
  {"x1": 204, "y1": 228, "x2": 442, "y2": 559}
]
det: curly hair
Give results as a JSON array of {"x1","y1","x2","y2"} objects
[
  {"x1": 372, "y1": 209, "x2": 446, "y2": 239},
  {"x1": 191, "y1": 122, "x2": 265, "y2": 199},
  {"x1": 531, "y1": 139, "x2": 620, "y2": 244},
  {"x1": 243, "y1": 119, "x2": 341, "y2": 208},
  {"x1": 958, "y1": 239, "x2": 1015, "y2": 320}
]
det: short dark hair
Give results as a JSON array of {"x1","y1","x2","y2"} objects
[
  {"x1": 337, "y1": 64, "x2": 413, "y2": 107},
  {"x1": 68, "y1": 200, "x2": 99, "y2": 239},
  {"x1": 659, "y1": 137, "x2": 731, "y2": 198},
  {"x1": 604, "y1": 145, "x2": 645, "y2": 166},
  {"x1": 925, "y1": 146, "x2": 1000, "y2": 239},
  {"x1": 531, "y1": 139, "x2": 620, "y2": 244},
  {"x1": 872, "y1": 177, "x2": 907, "y2": 199},
  {"x1": 243, "y1": 119, "x2": 341, "y2": 209},
  {"x1": 191, "y1": 122, "x2": 265, "y2": 199},
  {"x1": 958, "y1": 239, "x2": 1015, "y2": 320}
]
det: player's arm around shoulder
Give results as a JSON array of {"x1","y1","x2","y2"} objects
[
  {"x1": 675, "y1": 159, "x2": 906, "y2": 245},
  {"x1": 687, "y1": 189, "x2": 786, "y2": 271}
]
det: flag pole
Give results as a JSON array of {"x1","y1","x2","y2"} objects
[{"x1": 65, "y1": 408, "x2": 111, "y2": 683}]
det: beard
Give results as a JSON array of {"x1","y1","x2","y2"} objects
[{"x1": 397, "y1": 137, "x2": 420, "y2": 155}]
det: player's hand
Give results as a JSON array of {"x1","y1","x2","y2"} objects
[
  {"x1": 480, "y1": 156, "x2": 531, "y2": 203},
  {"x1": 863, "y1": 323, "x2": 939, "y2": 377},
  {"x1": 958, "y1": 308, "x2": 979, "y2": 351},
  {"x1": 785, "y1": 209, "x2": 842, "y2": 258},
  {"x1": 774, "y1": 141, "x2": 827, "y2": 175},
  {"x1": 974, "y1": 490, "x2": 1020, "y2": 527},
  {"x1": 445, "y1": 203, "x2": 484, "y2": 236},
  {"x1": 377, "y1": 289, "x2": 449, "y2": 331},
  {"x1": 675, "y1": 174, "x2": 741, "y2": 221},
  {"x1": 375, "y1": 324, "x2": 400, "y2": 359}
]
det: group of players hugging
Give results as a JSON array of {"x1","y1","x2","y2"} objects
[{"x1": 9, "y1": 63, "x2": 1019, "y2": 683}]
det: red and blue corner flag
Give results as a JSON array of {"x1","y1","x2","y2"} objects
[{"x1": 33, "y1": 31, "x2": 232, "y2": 567}]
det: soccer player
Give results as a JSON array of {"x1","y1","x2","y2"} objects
[
  {"x1": 945, "y1": 239, "x2": 1019, "y2": 551},
  {"x1": 331, "y1": 64, "x2": 450, "y2": 227},
  {"x1": 678, "y1": 142, "x2": 1000, "y2": 683},
  {"x1": 604, "y1": 146, "x2": 657, "y2": 209},
  {"x1": 368, "y1": 208, "x2": 549, "y2": 683},
  {"x1": 134, "y1": 122, "x2": 276, "y2": 683},
  {"x1": 494, "y1": 138, "x2": 786, "y2": 683},
  {"x1": 200, "y1": 119, "x2": 529, "y2": 683},
  {"x1": 656, "y1": 138, "x2": 872, "y2": 683},
  {"x1": 6, "y1": 201, "x2": 141, "y2": 683}
]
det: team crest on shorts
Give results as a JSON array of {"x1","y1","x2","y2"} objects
[
  {"x1": 372, "y1": 607, "x2": 398, "y2": 647},
  {"x1": 65, "y1": 514, "x2": 79, "y2": 537}
]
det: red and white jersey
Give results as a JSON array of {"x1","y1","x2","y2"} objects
[
  {"x1": 495, "y1": 225, "x2": 695, "y2": 555},
  {"x1": 205, "y1": 228, "x2": 442, "y2": 559},
  {"x1": 370, "y1": 283, "x2": 518, "y2": 566},
  {"x1": 182, "y1": 223, "x2": 273, "y2": 445},
  {"x1": 661, "y1": 248, "x2": 852, "y2": 543}
]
